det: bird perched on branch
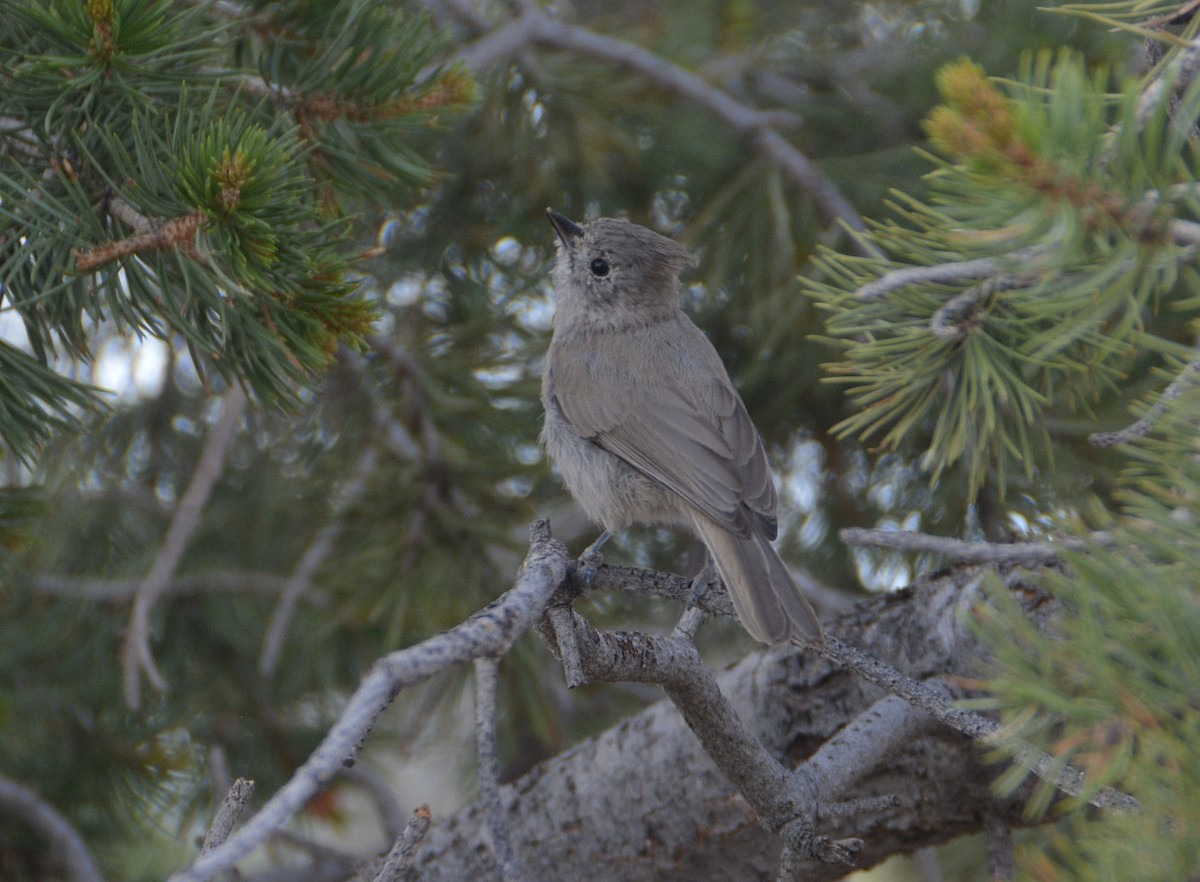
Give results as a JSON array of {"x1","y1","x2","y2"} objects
[{"x1": 541, "y1": 208, "x2": 822, "y2": 645}]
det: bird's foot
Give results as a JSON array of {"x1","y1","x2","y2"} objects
[
  {"x1": 577, "y1": 529, "x2": 612, "y2": 588},
  {"x1": 687, "y1": 556, "x2": 720, "y2": 609}
]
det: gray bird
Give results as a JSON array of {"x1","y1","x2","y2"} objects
[{"x1": 540, "y1": 208, "x2": 823, "y2": 645}]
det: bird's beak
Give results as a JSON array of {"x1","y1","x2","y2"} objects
[{"x1": 546, "y1": 208, "x2": 583, "y2": 247}]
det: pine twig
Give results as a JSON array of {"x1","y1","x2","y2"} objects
[
  {"x1": 854, "y1": 248, "x2": 1045, "y2": 302},
  {"x1": 929, "y1": 273, "x2": 1040, "y2": 340},
  {"x1": 76, "y1": 197, "x2": 206, "y2": 271}
]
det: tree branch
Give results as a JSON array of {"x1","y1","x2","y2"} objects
[
  {"x1": 539, "y1": 608, "x2": 862, "y2": 867},
  {"x1": 76, "y1": 197, "x2": 206, "y2": 271},
  {"x1": 370, "y1": 805, "x2": 432, "y2": 882},
  {"x1": 405, "y1": 567, "x2": 1060, "y2": 881},
  {"x1": 474, "y1": 656, "x2": 525, "y2": 881},
  {"x1": 122, "y1": 385, "x2": 248, "y2": 710},
  {"x1": 839, "y1": 527, "x2": 1099, "y2": 566},
  {"x1": 443, "y1": 4, "x2": 873, "y2": 253},
  {"x1": 259, "y1": 445, "x2": 380, "y2": 676},
  {"x1": 1089, "y1": 337, "x2": 1200, "y2": 447},
  {"x1": 0, "y1": 773, "x2": 106, "y2": 882},
  {"x1": 200, "y1": 778, "x2": 255, "y2": 854},
  {"x1": 168, "y1": 520, "x2": 566, "y2": 882},
  {"x1": 806, "y1": 635, "x2": 1139, "y2": 814}
]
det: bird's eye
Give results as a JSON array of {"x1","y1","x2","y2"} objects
[{"x1": 589, "y1": 257, "x2": 610, "y2": 277}]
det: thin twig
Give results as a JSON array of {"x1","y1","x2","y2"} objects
[
  {"x1": 447, "y1": 5, "x2": 874, "y2": 254},
  {"x1": 930, "y1": 273, "x2": 1040, "y2": 340},
  {"x1": 76, "y1": 197, "x2": 206, "y2": 271},
  {"x1": 122, "y1": 385, "x2": 248, "y2": 710},
  {"x1": 854, "y1": 248, "x2": 1045, "y2": 302},
  {"x1": 839, "y1": 527, "x2": 1097, "y2": 566},
  {"x1": 33, "y1": 570, "x2": 296, "y2": 602},
  {"x1": 806, "y1": 636, "x2": 1140, "y2": 813},
  {"x1": 259, "y1": 445, "x2": 380, "y2": 676},
  {"x1": 371, "y1": 806, "x2": 433, "y2": 882},
  {"x1": 546, "y1": 605, "x2": 585, "y2": 688},
  {"x1": 474, "y1": 657, "x2": 524, "y2": 881},
  {"x1": 0, "y1": 773, "x2": 106, "y2": 882},
  {"x1": 1090, "y1": 342, "x2": 1200, "y2": 447},
  {"x1": 200, "y1": 778, "x2": 255, "y2": 854},
  {"x1": 169, "y1": 520, "x2": 566, "y2": 882}
]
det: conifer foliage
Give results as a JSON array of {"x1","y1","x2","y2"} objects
[
  {"x1": 1, "y1": 0, "x2": 1197, "y2": 881},
  {"x1": 0, "y1": 0, "x2": 470, "y2": 460},
  {"x1": 810, "y1": 35, "x2": 1200, "y2": 882}
]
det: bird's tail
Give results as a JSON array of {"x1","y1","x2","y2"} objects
[{"x1": 690, "y1": 514, "x2": 823, "y2": 645}]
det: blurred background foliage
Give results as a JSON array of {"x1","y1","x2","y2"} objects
[{"x1": 3, "y1": 0, "x2": 1193, "y2": 879}]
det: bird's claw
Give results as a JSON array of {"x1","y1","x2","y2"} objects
[
  {"x1": 575, "y1": 529, "x2": 612, "y2": 589},
  {"x1": 577, "y1": 548, "x2": 604, "y2": 588},
  {"x1": 688, "y1": 557, "x2": 719, "y2": 609}
]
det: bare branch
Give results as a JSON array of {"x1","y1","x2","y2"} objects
[
  {"x1": 0, "y1": 773, "x2": 106, "y2": 882},
  {"x1": 33, "y1": 570, "x2": 295, "y2": 602},
  {"x1": 168, "y1": 520, "x2": 567, "y2": 882},
  {"x1": 540, "y1": 608, "x2": 859, "y2": 867},
  {"x1": 259, "y1": 445, "x2": 380, "y2": 676},
  {"x1": 805, "y1": 635, "x2": 1140, "y2": 814},
  {"x1": 122, "y1": 385, "x2": 248, "y2": 710},
  {"x1": 474, "y1": 657, "x2": 525, "y2": 881},
  {"x1": 371, "y1": 805, "x2": 433, "y2": 882},
  {"x1": 1090, "y1": 339, "x2": 1200, "y2": 447},
  {"x1": 800, "y1": 695, "x2": 937, "y2": 801},
  {"x1": 546, "y1": 605, "x2": 585, "y2": 688},
  {"x1": 405, "y1": 567, "x2": 1096, "y2": 879},
  {"x1": 201, "y1": 778, "x2": 255, "y2": 854},
  {"x1": 839, "y1": 527, "x2": 1096, "y2": 566},
  {"x1": 444, "y1": 5, "x2": 873, "y2": 253},
  {"x1": 854, "y1": 248, "x2": 1045, "y2": 302}
]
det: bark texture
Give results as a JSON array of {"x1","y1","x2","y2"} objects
[{"x1": 405, "y1": 567, "x2": 1051, "y2": 881}]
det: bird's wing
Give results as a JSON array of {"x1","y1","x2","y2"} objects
[{"x1": 549, "y1": 318, "x2": 778, "y2": 539}]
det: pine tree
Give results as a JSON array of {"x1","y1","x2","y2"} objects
[
  {"x1": 808, "y1": 31, "x2": 1200, "y2": 882},
  {"x1": 3, "y1": 0, "x2": 1196, "y2": 880}
]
